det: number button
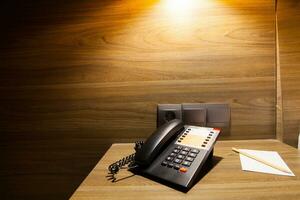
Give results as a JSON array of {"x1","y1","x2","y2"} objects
[
  {"x1": 174, "y1": 165, "x2": 180, "y2": 170},
  {"x1": 174, "y1": 159, "x2": 182, "y2": 164},
  {"x1": 182, "y1": 161, "x2": 191, "y2": 167},
  {"x1": 185, "y1": 157, "x2": 194, "y2": 162},
  {"x1": 173, "y1": 149, "x2": 180, "y2": 153},
  {"x1": 191, "y1": 149, "x2": 199, "y2": 154},
  {"x1": 170, "y1": 153, "x2": 176, "y2": 157},
  {"x1": 161, "y1": 161, "x2": 168, "y2": 166},
  {"x1": 183, "y1": 147, "x2": 190, "y2": 152},
  {"x1": 166, "y1": 156, "x2": 173, "y2": 161},
  {"x1": 180, "y1": 151, "x2": 188, "y2": 156},
  {"x1": 176, "y1": 146, "x2": 183, "y2": 150},
  {"x1": 167, "y1": 163, "x2": 174, "y2": 168},
  {"x1": 188, "y1": 153, "x2": 197, "y2": 158}
]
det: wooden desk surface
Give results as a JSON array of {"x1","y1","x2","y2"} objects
[{"x1": 70, "y1": 140, "x2": 300, "y2": 200}]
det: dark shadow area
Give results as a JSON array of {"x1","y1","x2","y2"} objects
[
  {"x1": 191, "y1": 155, "x2": 223, "y2": 189},
  {"x1": 1, "y1": 1, "x2": 159, "y2": 199},
  {"x1": 109, "y1": 174, "x2": 136, "y2": 183},
  {"x1": 0, "y1": 0, "x2": 112, "y2": 49},
  {"x1": 0, "y1": 136, "x2": 112, "y2": 200}
]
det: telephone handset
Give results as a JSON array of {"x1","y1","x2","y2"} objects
[
  {"x1": 135, "y1": 119, "x2": 184, "y2": 166},
  {"x1": 107, "y1": 119, "x2": 220, "y2": 189}
]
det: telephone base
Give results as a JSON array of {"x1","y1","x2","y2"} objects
[{"x1": 131, "y1": 149, "x2": 216, "y2": 192}]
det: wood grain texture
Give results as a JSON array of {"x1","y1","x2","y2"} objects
[
  {"x1": 277, "y1": 0, "x2": 300, "y2": 147},
  {"x1": 70, "y1": 140, "x2": 300, "y2": 200},
  {"x1": 0, "y1": 0, "x2": 275, "y2": 199},
  {"x1": 275, "y1": 12, "x2": 284, "y2": 141}
]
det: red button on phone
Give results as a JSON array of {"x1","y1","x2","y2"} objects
[{"x1": 179, "y1": 167, "x2": 188, "y2": 173}]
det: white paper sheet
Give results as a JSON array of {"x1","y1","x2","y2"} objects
[{"x1": 239, "y1": 149, "x2": 295, "y2": 176}]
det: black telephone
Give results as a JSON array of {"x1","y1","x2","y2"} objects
[{"x1": 107, "y1": 119, "x2": 220, "y2": 189}]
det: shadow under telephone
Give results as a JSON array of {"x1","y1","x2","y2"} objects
[{"x1": 107, "y1": 119, "x2": 220, "y2": 190}]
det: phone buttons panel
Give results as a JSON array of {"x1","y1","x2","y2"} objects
[
  {"x1": 175, "y1": 126, "x2": 220, "y2": 151},
  {"x1": 161, "y1": 145, "x2": 200, "y2": 172}
]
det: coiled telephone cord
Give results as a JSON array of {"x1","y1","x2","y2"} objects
[{"x1": 107, "y1": 141, "x2": 144, "y2": 182}]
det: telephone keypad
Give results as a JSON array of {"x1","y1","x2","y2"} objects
[{"x1": 161, "y1": 145, "x2": 201, "y2": 171}]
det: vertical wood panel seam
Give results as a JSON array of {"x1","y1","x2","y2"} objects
[{"x1": 275, "y1": 0, "x2": 284, "y2": 141}]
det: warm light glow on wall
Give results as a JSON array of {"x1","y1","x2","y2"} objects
[
  {"x1": 160, "y1": 0, "x2": 212, "y2": 26},
  {"x1": 91, "y1": 0, "x2": 245, "y2": 68},
  {"x1": 163, "y1": 0, "x2": 197, "y2": 14}
]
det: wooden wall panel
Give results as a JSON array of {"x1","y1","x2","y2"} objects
[
  {"x1": 277, "y1": 0, "x2": 300, "y2": 147},
  {"x1": 0, "y1": 0, "x2": 275, "y2": 199}
]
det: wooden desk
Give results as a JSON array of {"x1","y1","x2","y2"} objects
[{"x1": 70, "y1": 140, "x2": 300, "y2": 200}]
